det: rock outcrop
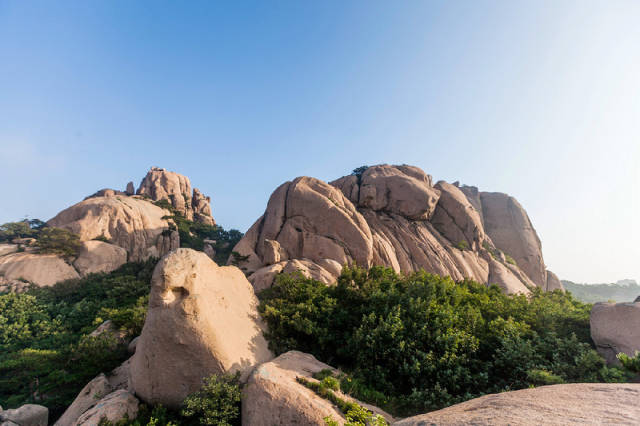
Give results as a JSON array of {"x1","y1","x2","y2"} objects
[
  {"x1": 242, "y1": 351, "x2": 392, "y2": 426},
  {"x1": 54, "y1": 374, "x2": 112, "y2": 426},
  {"x1": 131, "y1": 249, "x2": 273, "y2": 408},
  {"x1": 395, "y1": 383, "x2": 640, "y2": 425},
  {"x1": 590, "y1": 301, "x2": 640, "y2": 364},
  {"x1": 0, "y1": 253, "x2": 79, "y2": 287},
  {"x1": 73, "y1": 390, "x2": 139, "y2": 426},
  {"x1": 0, "y1": 404, "x2": 48, "y2": 426},
  {"x1": 73, "y1": 241, "x2": 128, "y2": 276},
  {"x1": 48, "y1": 195, "x2": 175, "y2": 262},
  {"x1": 137, "y1": 167, "x2": 215, "y2": 225},
  {"x1": 232, "y1": 164, "x2": 559, "y2": 295}
]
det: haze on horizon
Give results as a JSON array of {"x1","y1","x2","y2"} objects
[{"x1": 0, "y1": 1, "x2": 638, "y2": 285}]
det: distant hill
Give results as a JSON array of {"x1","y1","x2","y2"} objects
[{"x1": 562, "y1": 279, "x2": 640, "y2": 303}]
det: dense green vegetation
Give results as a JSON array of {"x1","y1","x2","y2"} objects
[
  {"x1": 562, "y1": 280, "x2": 640, "y2": 303},
  {"x1": 0, "y1": 219, "x2": 83, "y2": 259},
  {"x1": 0, "y1": 260, "x2": 155, "y2": 419},
  {"x1": 259, "y1": 266, "x2": 627, "y2": 416},
  {"x1": 0, "y1": 219, "x2": 46, "y2": 242},
  {"x1": 154, "y1": 200, "x2": 243, "y2": 266}
]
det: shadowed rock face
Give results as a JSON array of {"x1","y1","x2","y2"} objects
[
  {"x1": 137, "y1": 167, "x2": 215, "y2": 225},
  {"x1": 395, "y1": 383, "x2": 640, "y2": 425},
  {"x1": 591, "y1": 301, "x2": 640, "y2": 364},
  {"x1": 231, "y1": 164, "x2": 559, "y2": 295},
  {"x1": 130, "y1": 249, "x2": 273, "y2": 408}
]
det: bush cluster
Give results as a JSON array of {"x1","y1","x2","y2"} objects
[
  {"x1": 0, "y1": 260, "x2": 155, "y2": 419},
  {"x1": 259, "y1": 266, "x2": 627, "y2": 416},
  {"x1": 155, "y1": 201, "x2": 243, "y2": 265}
]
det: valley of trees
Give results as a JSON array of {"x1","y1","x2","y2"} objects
[{"x1": 563, "y1": 280, "x2": 640, "y2": 303}]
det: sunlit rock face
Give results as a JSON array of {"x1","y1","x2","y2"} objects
[{"x1": 231, "y1": 164, "x2": 559, "y2": 295}]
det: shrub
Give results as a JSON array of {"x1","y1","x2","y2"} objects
[
  {"x1": 618, "y1": 351, "x2": 640, "y2": 373},
  {"x1": 505, "y1": 254, "x2": 517, "y2": 265},
  {"x1": 259, "y1": 266, "x2": 625, "y2": 416},
  {"x1": 0, "y1": 260, "x2": 155, "y2": 419},
  {"x1": 456, "y1": 240, "x2": 469, "y2": 250},
  {"x1": 36, "y1": 227, "x2": 82, "y2": 259},
  {"x1": 180, "y1": 373, "x2": 242, "y2": 426}
]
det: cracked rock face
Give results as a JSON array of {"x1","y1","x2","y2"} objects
[
  {"x1": 137, "y1": 167, "x2": 215, "y2": 225},
  {"x1": 232, "y1": 164, "x2": 559, "y2": 295}
]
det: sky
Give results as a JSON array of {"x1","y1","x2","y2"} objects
[{"x1": 1, "y1": 1, "x2": 638, "y2": 284}]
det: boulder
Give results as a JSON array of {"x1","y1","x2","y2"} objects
[
  {"x1": 125, "y1": 181, "x2": 135, "y2": 196},
  {"x1": 0, "y1": 404, "x2": 48, "y2": 426},
  {"x1": 73, "y1": 241, "x2": 127, "y2": 276},
  {"x1": 590, "y1": 301, "x2": 640, "y2": 364},
  {"x1": 431, "y1": 181, "x2": 484, "y2": 251},
  {"x1": 48, "y1": 195, "x2": 173, "y2": 262},
  {"x1": 475, "y1": 192, "x2": 547, "y2": 288},
  {"x1": 545, "y1": 269, "x2": 564, "y2": 291},
  {"x1": 230, "y1": 177, "x2": 373, "y2": 277},
  {"x1": 0, "y1": 253, "x2": 79, "y2": 287},
  {"x1": 136, "y1": 167, "x2": 214, "y2": 225},
  {"x1": 394, "y1": 383, "x2": 640, "y2": 425},
  {"x1": 73, "y1": 390, "x2": 139, "y2": 426},
  {"x1": 54, "y1": 375, "x2": 112, "y2": 426},
  {"x1": 242, "y1": 351, "x2": 392, "y2": 426},
  {"x1": 131, "y1": 249, "x2": 273, "y2": 407}
]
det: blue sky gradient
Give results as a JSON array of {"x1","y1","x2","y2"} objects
[{"x1": 1, "y1": 1, "x2": 638, "y2": 283}]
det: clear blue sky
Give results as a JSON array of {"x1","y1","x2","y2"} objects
[{"x1": 1, "y1": 1, "x2": 638, "y2": 284}]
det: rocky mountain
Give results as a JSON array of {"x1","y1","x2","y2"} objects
[
  {"x1": 231, "y1": 164, "x2": 562, "y2": 295},
  {"x1": 563, "y1": 279, "x2": 640, "y2": 303},
  {"x1": 0, "y1": 167, "x2": 215, "y2": 289}
]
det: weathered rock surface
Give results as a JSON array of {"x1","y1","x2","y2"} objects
[
  {"x1": 545, "y1": 269, "x2": 563, "y2": 292},
  {"x1": 242, "y1": 351, "x2": 392, "y2": 426},
  {"x1": 73, "y1": 390, "x2": 139, "y2": 426},
  {"x1": 394, "y1": 383, "x2": 640, "y2": 425},
  {"x1": 54, "y1": 375, "x2": 112, "y2": 426},
  {"x1": 590, "y1": 301, "x2": 640, "y2": 364},
  {"x1": 48, "y1": 195, "x2": 173, "y2": 262},
  {"x1": 136, "y1": 167, "x2": 214, "y2": 225},
  {"x1": 233, "y1": 165, "x2": 556, "y2": 294},
  {"x1": 73, "y1": 241, "x2": 128, "y2": 276},
  {"x1": 131, "y1": 249, "x2": 273, "y2": 408},
  {"x1": 0, "y1": 244, "x2": 18, "y2": 257},
  {"x1": 0, "y1": 404, "x2": 48, "y2": 426},
  {"x1": 0, "y1": 253, "x2": 79, "y2": 287}
]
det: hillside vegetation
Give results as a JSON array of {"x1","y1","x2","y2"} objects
[
  {"x1": 563, "y1": 280, "x2": 640, "y2": 303},
  {"x1": 259, "y1": 266, "x2": 627, "y2": 417}
]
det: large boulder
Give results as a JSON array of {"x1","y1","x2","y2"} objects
[
  {"x1": 131, "y1": 249, "x2": 273, "y2": 408},
  {"x1": 48, "y1": 195, "x2": 174, "y2": 262},
  {"x1": 73, "y1": 390, "x2": 139, "y2": 426},
  {"x1": 395, "y1": 383, "x2": 640, "y2": 425},
  {"x1": 73, "y1": 241, "x2": 128, "y2": 276},
  {"x1": 136, "y1": 167, "x2": 214, "y2": 225},
  {"x1": 242, "y1": 351, "x2": 392, "y2": 426},
  {"x1": 0, "y1": 253, "x2": 79, "y2": 287},
  {"x1": 431, "y1": 181, "x2": 484, "y2": 251},
  {"x1": 0, "y1": 404, "x2": 48, "y2": 426},
  {"x1": 590, "y1": 301, "x2": 640, "y2": 364},
  {"x1": 231, "y1": 177, "x2": 373, "y2": 278},
  {"x1": 545, "y1": 269, "x2": 564, "y2": 291}
]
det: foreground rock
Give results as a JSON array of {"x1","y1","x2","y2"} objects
[
  {"x1": 0, "y1": 404, "x2": 48, "y2": 426},
  {"x1": 73, "y1": 390, "x2": 139, "y2": 426},
  {"x1": 590, "y1": 301, "x2": 640, "y2": 364},
  {"x1": 48, "y1": 195, "x2": 175, "y2": 262},
  {"x1": 137, "y1": 167, "x2": 215, "y2": 225},
  {"x1": 242, "y1": 351, "x2": 392, "y2": 426},
  {"x1": 0, "y1": 253, "x2": 79, "y2": 287},
  {"x1": 394, "y1": 383, "x2": 640, "y2": 425},
  {"x1": 232, "y1": 164, "x2": 560, "y2": 294},
  {"x1": 55, "y1": 359, "x2": 134, "y2": 426},
  {"x1": 131, "y1": 249, "x2": 273, "y2": 407}
]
